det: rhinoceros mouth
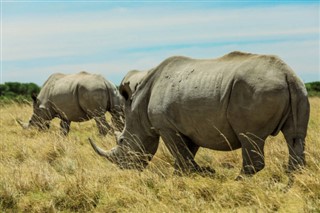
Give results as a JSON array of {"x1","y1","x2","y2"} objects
[
  {"x1": 115, "y1": 152, "x2": 149, "y2": 171},
  {"x1": 88, "y1": 137, "x2": 149, "y2": 171},
  {"x1": 17, "y1": 117, "x2": 50, "y2": 130},
  {"x1": 30, "y1": 121, "x2": 50, "y2": 130}
]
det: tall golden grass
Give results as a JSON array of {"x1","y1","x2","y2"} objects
[{"x1": 0, "y1": 98, "x2": 319, "y2": 212}]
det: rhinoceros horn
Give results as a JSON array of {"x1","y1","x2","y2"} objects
[
  {"x1": 16, "y1": 119, "x2": 29, "y2": 129},
  {"x1": 88, "y1": 137, "x2": 116, "y2": 163}
]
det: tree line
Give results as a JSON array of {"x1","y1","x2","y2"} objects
[
  {"x1": 305, "y1": 81, "x2": 320, "y2": 96},
  {"x1": 0, "y1": 82, "x2": 41, "y2": 104},
  {"x1": 0, "y1": 81, "x2": 319, "y2": 104}
]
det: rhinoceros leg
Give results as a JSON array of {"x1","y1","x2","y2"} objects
[
  {"x1": 60, "y1": 120, "x2": 71, "y2": 136},
  {"x1": 283, "y1": 135, "x2": 305, "y2": 172},
  {"x1": 281, "y1": 102, "x2": 308, "y2": 172},
  {"x1": 173, "y1": 139, "x2": 214, "y2": 176},
  {"x1": 94, "y1": 116, "x2": 112, "y2": 136},
  {"x1": 160, "y1": 129, "x2": 214, "y2": 175},
  {"x1": 238, "y1": 134, "x2": 265, "y2": 176}
]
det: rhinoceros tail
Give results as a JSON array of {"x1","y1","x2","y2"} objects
[
  {"x1": 283, "y1": 72, "x2": 310, "y2": 170},
  {"x1": 285, "y1": 73, "x2": 310, "y2": 139}
]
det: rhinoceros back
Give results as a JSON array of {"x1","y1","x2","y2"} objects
[
  {"x1": 37, "y1": 73, "x2": 65, "y2": 107},
  {"x1": 145, "y1": 52, "x2": 308, "y2": 150},
  {"x1": 48, "y1": 72, "x2": 109, "y2": 122}
]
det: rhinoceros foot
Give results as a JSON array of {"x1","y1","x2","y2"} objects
[{"x1": 174, "y1": 165, "x2": 216, "y2": 177}]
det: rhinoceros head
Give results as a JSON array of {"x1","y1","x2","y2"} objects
[
  {"x1": 29, "y1": 93, "x2": 52, "y2": 130},
  {"x1": 89, "y1": 80, "x2": 159, "y2": 170}
]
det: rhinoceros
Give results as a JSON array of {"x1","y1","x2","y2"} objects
[
  {"x1": 89, "y1": 51, "x2": 310, "y2": 178},
  {"x1": 18, "y1": 71, "x2": 124, "y2": 136}
]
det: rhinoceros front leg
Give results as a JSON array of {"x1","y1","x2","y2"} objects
[
  {"x1": 94, "y1": 115, "x2": 112, "y2": 136},
  {"x1": 160, "y1": 129, "x2": 215, "y2": 175},
  {"x1": 238, "y1": 134, "x2": 265, "y2": 177},
  {"x1": 60, "y1": 120, "x2": 71, "y2": 136}
]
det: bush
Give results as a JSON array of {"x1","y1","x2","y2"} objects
[
  {"x1": 305, "y1": 82, "x2": 320, "y2": 97},
  {"x1": 0, "y1": 82, "x2": 40, "y2": 104}
]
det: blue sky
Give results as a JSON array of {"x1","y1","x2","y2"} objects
[{"x1": 1, "y1": 1, "x2": 319, "y2": 86}]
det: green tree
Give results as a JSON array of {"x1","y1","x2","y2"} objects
[
  {"x1": 305, "y1": 81, "x2": 320, "y2": 97},
  {"x1": 26, "y1": 83, "x2": 40, "y2": 96},
  {"x1": 0, "y1": 82, "x2": 41, "y2": 103},
  {"x1": 0, "y1": 84, "x2": 9, "y2": 96}
]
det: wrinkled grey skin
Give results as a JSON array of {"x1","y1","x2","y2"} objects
[
  {"x1": 90, "y1": 52, "x2": 310, "y2": 177},
  {"x1": 18, "y1": 71, "x2": 124, "y2": 136}
]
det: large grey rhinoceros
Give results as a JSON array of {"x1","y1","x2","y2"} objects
[
  {"x1": 89, "y1": 51, "x2": 310, "y2": 178},
  {"x1": 18, "y1": 71, "x2": 124, "y2": 136}
]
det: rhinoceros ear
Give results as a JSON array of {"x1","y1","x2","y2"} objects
[
  {"x1": 31, "y1": 93, "x2": 37, "y2": 102},
  {"x1": 119, "y1": 82, "x2": 132, "y2": 101}
]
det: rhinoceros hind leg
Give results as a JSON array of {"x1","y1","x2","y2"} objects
[
  {"x1": 284, "y1": 136, "x2": 305, "y2": 172},
  {"x1": 94, "y1": 116, "x2": 112, "y2": 136},
  {"x1": 60, "y1": 120, "x2": 71, "y2": 136},
  {"x1": 281, "y1": 115, "x2": 307, "y2": 172}
]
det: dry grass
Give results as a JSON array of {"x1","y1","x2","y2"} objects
[{"x1": 0, "y1": 98, "x2": 319, "y2": 212}]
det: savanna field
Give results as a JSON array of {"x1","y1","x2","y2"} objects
[{"x1": 0, "y1": 98, "x2": 319, "y2": 212}]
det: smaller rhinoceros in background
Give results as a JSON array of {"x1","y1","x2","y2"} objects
[{"x1": 18, "y1": 71, "x2": 124, "y2": 136}]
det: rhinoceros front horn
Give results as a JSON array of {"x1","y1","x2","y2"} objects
[
  {"x1": 88, "y1": 137, "x2": 115, "y2": 162},
  {"x1": 16, "y1": 119, "x2": 29, "y2": 129}
]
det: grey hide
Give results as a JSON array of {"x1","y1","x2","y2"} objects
[
  {"x1": 20, "y1": 71, "x2": 124, "y2": 136},
  {"x1": 90, "y1": 51, "x2": 310, "y2": 178}
]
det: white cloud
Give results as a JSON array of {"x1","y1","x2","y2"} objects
[
  {"x1": 1, "y1": 3, "x2": 319, "y2": 84},
  {"x1": 3, "y1": 38, "x2": 319, "y2": 85},
  {"x1": 3, "y1": 4, "x2": 318, "y2": 60}
]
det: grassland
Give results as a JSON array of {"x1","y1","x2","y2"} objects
[{"x1": 0, "y1": 98, "x2": 319, "y2": 213}]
